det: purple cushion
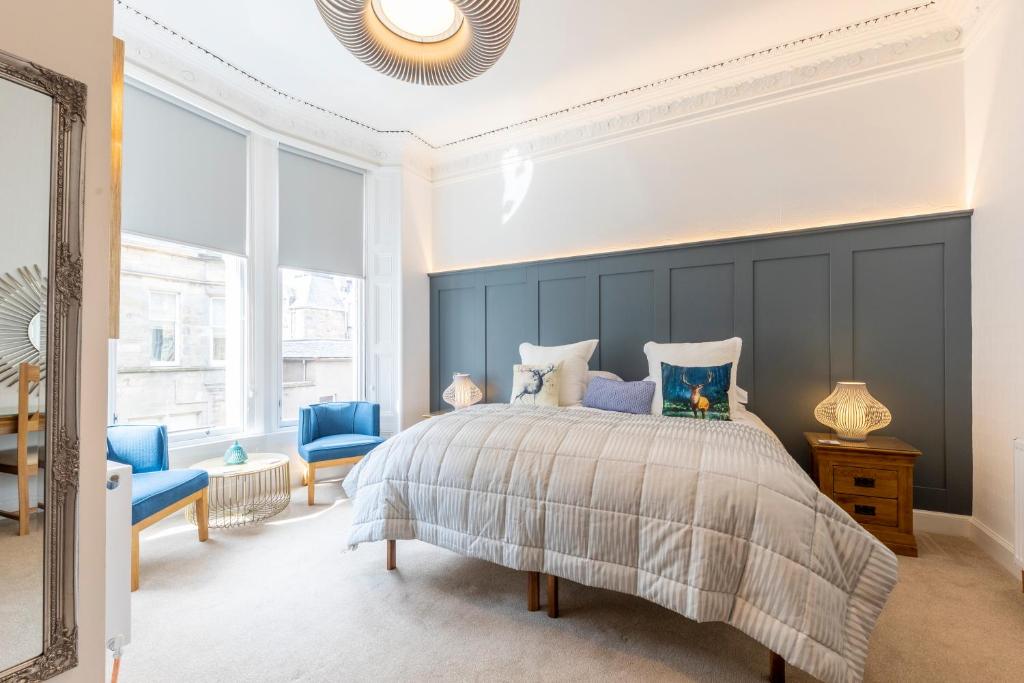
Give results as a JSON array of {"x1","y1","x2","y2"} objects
[{"x1": 582, "y1": 377, "x2": 655, "y2": 414}]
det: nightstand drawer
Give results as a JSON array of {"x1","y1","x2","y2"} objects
[
  {"x1": 834, "y1": 494, "x2": 898, "y2": 527},
  {"x1": 833, "y1": 466, "x2": 898, "y2": 498}
]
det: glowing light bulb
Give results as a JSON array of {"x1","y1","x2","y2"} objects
[{"x1": 373, "y1": 0, "x2": 463, "y2": 43}]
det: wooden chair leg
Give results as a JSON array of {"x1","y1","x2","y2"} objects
[
  {"x1": 769, "y1": 651, "x2": 785, "y2": 683},
  {"x1": 307, "y1": 463, "x2": 316, "y2": 505},
  {"x1": 527, "y1": 572, "x2": 540, "y2": 611},
  {"x1": 196, "y1": 488, "x2": 209, "y2": 542},
  {"x1": 17, "y1": 468, "x2": 29, "y2": 536},
  {"x1": 131, "y1": 527, "x2": 140, "y2": 592},
  {"x1": 546, "y1": 574, "x2": 559, "y2": 618},
  {"x1": 386, "y1": 539, "x2": 396, "y2": 571},
  {"x1": 300, "y1": 464, "x2": 307, "y2": 486}
]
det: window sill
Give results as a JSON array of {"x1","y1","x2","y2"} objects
[{"x1": 169, "y1": 427, "x2": 297, "y2": 453}]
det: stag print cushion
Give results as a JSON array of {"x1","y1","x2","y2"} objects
[
  {"x1": 510, "y1": 363, "x2": 561, "y2": 407},
  {"x1": 661, "y1": 361, "x2": 733, "y2": 420},
  {"x1": 519, "y1": 340, "x2": 598, "y2": 406},
  {"x1": 644, "y1": 338, "x2": 742, "y2": 416}
]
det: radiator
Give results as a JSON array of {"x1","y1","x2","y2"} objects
[
  {"x1": 1015, "y1": 439, "x2": 1024, "y2": 578},
  {"x1": 106, "y1": 461, "x2": 132, "y2": 652}
]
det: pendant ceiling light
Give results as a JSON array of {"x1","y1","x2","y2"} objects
[{"x1": 313, "y1": 0, "x2": 520, "y2": 86}]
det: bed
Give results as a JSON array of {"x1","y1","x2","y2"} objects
[{"x1": 343, "y1": 404, "x2": 898, "y2": 683}]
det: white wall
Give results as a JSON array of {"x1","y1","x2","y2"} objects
[
  {"x1": 432, "y1": 62, "x2": 965, "y2": 271},
  {"x1": 1, "y1": 2, "x2": 113, "y2": 681},
  {"x1": 965, "y1": 0, "x2": 1024, "y2": 547},
  {"x1": 400, "y1": 168, "x2": 432, "y2": 428}
]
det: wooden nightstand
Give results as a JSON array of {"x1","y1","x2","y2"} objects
[{"x1": 805, "y1": 432, "x2": 922, "y2": 557}]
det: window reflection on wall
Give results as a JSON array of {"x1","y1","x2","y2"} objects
[
  {"x1": 115, "y1": 234, "x2": 246, "y2": 437},
  {"x1": 280, "y1": 267, "x2": 359, "y2": 425}
]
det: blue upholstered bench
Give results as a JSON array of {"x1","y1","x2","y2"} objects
[
  {"x1": 298, "y1": 402, "x2": 384, "y2": 504},
  {"x1": 106, "y1": 425, "x2": 209, "y2": 591}
]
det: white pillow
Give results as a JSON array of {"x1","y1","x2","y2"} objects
[
  {"x1": 586, "y1": 370, "x2": 622, "y2": 384},
  {"x1": 643, "y1": 338, "x2": 743, "y2": 416},
  {"x1": 520, "y1": 340, "x2": 598, "y2": 406}
]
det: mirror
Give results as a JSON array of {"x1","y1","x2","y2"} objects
[{"x1": 0, "y1": 48, "x2": 84, "y2": 680}]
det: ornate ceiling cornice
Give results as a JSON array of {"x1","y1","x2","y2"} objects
[
  {"x1": 115, "y1": 0, "x2": 992, "y2": 181},
  {"x1": 432, "y1": 22, "x2": 966, "y2": 181},
  {"x1": 115, "y1": 1, "x2": 422, "y2": 170}
]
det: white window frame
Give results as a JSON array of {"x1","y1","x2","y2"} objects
[{"x1": 147, "y1": 289, "x2": 180, "y2": 367}]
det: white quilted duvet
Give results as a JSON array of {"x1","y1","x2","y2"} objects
[{"x1": 343, "y1": 404, "x2": 898, "y2": 683}]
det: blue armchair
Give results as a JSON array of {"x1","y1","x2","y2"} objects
[
  {"x1": 106, "y1": 425, "x2": 209, "y2": 591},
  {"x1": 298, "y1": 401, "x2": 384, "y2": 504}
]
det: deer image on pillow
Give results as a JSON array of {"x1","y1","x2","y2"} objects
[
  {"x1": 510, "y1": 363, "x2": 560, "y2": 407},
  {"x1": 660, "y1": 362, "x2": 732, "y2": 420}
]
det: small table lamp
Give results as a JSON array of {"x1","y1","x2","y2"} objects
[
  {"x1": 813, "y1": 381, "x2": 891, "y2": 442},
  {"x1": 443, "y1": 373, "x2": 482, "y2": 410}
]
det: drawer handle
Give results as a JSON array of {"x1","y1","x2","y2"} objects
[
  {"x1": 853, "y1": 476, "x2": 876, "y2": 488},
  {"x1": 854, "y1": 504, "x2": 876, "y2": 516}
]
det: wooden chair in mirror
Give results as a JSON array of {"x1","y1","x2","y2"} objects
[{"x1": 0, "y1": 363, "x2": 43, "y2": 536}]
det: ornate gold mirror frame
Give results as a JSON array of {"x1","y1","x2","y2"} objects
[{"x1": 0, "y1": 48, "x2": 84, "y2": 682}]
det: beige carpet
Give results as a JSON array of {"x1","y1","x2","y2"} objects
[
  {"x1": 118, "y1": 483, "x2": 1024, "y2": 682},
  {"x1": 0, "y1": 512, "x2": 44, "y2": 671}
]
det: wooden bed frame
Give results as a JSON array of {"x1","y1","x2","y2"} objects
[{"x1": 384, "y1": 540, "x2": 786, "y2": 682}]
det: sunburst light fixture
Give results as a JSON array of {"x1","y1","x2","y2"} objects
[
  {"x1": 313, "y1": 0, "x2": 520, "y2": 85},
  {"x1": 0, "y1": 265, "x2": 47, "y2": 387}
]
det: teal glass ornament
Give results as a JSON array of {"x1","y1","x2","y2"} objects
[{"x1": 223, "y1": 440, "x2": 248, "y2": 465}]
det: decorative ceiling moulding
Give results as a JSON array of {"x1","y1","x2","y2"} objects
[
  {"x1": 114, "y1": 0, "x2": 418, "y2": 171},
  {"x1": 432, "y1": 23, "x2": 966, "y2": 182},
  {"x1": 114, "y1": 0, "x2": 989, "y2": 182},
  {"x1": 314, "y1": 0, "x2": 520, "y2": 85}
]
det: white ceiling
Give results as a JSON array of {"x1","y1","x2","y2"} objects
[{"x1": 121, "y1": 0, "x2": 928, "y2": 146}]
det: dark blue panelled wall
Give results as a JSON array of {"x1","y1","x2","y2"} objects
[{"x1": 429, "y1": 211, "x2": 972, "y2": 514}]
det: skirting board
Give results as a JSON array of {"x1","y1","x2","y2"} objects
[{"x1": 913, "y1": 509, "x2": 1018, "y2": 577}]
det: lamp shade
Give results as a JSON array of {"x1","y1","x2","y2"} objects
[
  {"x1": 814, "y1": 382, "x2": 891, "y2": 442},
  {"x1": 443, "y1": 373, "x2": 482, "y2": 410}
]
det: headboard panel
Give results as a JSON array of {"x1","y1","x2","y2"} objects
[{"x1": 429, "y1": 211, "x2": 972, "y2": 514}]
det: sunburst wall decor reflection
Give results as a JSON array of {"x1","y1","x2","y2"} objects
[{"x1": 0, "y1": 265, "x2": 47, "y2": 387}]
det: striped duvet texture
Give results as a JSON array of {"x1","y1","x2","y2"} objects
[{"x1": 343, "y1": 404, "x2": 898, "y2": 683}]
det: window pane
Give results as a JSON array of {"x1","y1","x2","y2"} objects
[
  {"x1": 281, "y1": 268, "x2": 358, "y2": 423},
  {"x1": 117, "y1": 235, "x2": 246, "y2": 436},
  {"x1": 211, "y1": 335, "x2": 226, "y2": 363},
  {"x1": 149, "y1": 291, "x2": 177, "y2": 321},
  {"x1": 209, "y1": 296, "x2": 225, "y2": 327},
  {"x1": 151, "y1": 325, "x2": 176, "y2": 363}
]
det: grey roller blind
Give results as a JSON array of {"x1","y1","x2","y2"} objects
[
  {"x1": 278, "y1": 146, "x2": 364, "y2": 277},
  {"x1": 122, "y1": 84, "x2": 248, "y2": 256}
]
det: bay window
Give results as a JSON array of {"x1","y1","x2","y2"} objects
[{"x1": 112, "y1": 82, "x2": 368, "y2": 442}]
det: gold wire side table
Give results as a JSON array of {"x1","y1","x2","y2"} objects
[{"x1": 186, "y1": 453, "x2": 291, "y2": 528}]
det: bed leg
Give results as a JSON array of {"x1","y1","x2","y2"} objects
[
  {"x1": 546, "y1": 574, "x2": 559, "y2": 618},
  {"x1": 386, "y1": 540, "x2": 396, "y2": 571},
  {"x1": 527, "y1": 572, "x2": 540, "y2": 611},
  {"x1": 769, "y1": 651, "x2": 785, "y2": 683}
]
